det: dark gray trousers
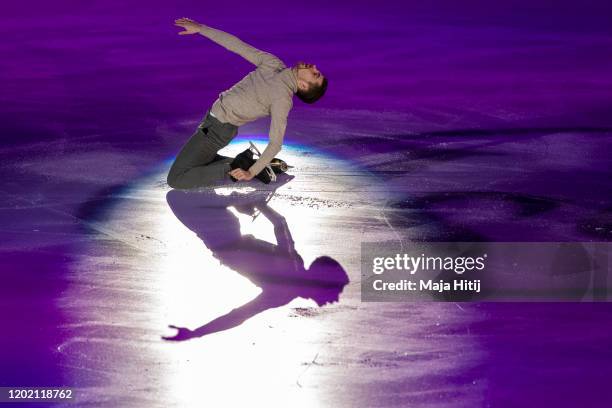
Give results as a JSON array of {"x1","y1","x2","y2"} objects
[{"x1": 167, "y1": 111, "x2": 239, "y2": 189}]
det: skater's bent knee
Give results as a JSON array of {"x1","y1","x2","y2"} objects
[
  {"x1": 166, "y1": 171, "x2": 181, "y2": 189},
  {"x1": 167, "y1": 171, "x2": 197, "y2": 190}
]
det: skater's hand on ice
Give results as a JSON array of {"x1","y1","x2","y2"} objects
[
  {"x1": 162, "y1": 325, "x2": 195, "y2": 341},
  {"x1": 229, "y1": 168, "x2": 254, "y2": 181},
  {"x1": 174, "y1": 17, "x2": 203, "y2": 35}
]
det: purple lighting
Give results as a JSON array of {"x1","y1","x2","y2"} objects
[{"x1": 1, "y1": 1, "x2": 611, "y2": 406}]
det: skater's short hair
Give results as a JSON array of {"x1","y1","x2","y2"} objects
[
  {"x1": 297, "y1": 77, "x2": 328, "y2": 104},
  {"x1": 306, "y1": 256, "x2": 348, "y2": 305},
  {"x1": 308, "y1": 256, "x2": 348, "y2": 286}
]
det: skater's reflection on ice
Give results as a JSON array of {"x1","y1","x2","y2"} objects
[{"x1": 162, "y1": 174, "x2": 348, "y2": 341}]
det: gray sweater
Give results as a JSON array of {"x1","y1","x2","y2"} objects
[{"x1": 199, "y1": 25, "x2": 297, "y2": 176}]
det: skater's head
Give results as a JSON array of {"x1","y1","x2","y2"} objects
[
  {"x1": 294, "y1": 62, "x2": 328, "y2": 104},
  {"x1": 305, "y1": 256, "x2": 348, "y2": 306}
]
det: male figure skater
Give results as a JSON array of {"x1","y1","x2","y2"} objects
[{"x1": 167, "y1": 17, "x2": 328, "y2": 189}]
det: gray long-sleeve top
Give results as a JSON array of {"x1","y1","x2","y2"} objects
[{"x1": 199, "y1": 25, "x2": 298, "y2": 176}]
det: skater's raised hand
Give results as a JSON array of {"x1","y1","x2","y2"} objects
[{"x1": 174, "y1": 17, "x2": 202, "y2": 35}]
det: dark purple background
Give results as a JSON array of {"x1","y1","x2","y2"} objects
[{"x1": 3, "y1": 0, "x2": 612, "y2": 143}]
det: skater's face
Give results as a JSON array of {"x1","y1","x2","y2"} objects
[{"x1": 295, "y1": 62, "x2": 324, "y2": 90}]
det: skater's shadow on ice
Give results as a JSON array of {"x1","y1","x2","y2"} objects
[{"x1": 162, "y1": 174, "x2": 349, "y2": 341}]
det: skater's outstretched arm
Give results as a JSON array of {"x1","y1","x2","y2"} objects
[
  {"x1": 174, "y1": 17, "x2": 284, "y2": 69},
  {"x1": 256, "y1": 204, "x2": 296, "y2": 253},
  {"x1": 248, "y1": 102, "x2": 292, "y2": 176},
  {"x1": 163, "y1": 292, "x2": 288, "y2": 341}
]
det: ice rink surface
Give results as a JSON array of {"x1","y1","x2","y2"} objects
[{"x1": 1, "y1": 1, "x2": 612, "y2": 406}]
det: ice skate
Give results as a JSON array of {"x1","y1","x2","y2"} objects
[
  {"x1": 248, "y1": 141, "x2": 293, "y2": 175},
  {"x1": 229, "y1": 141, "x2": 293, "y2": 184}
]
